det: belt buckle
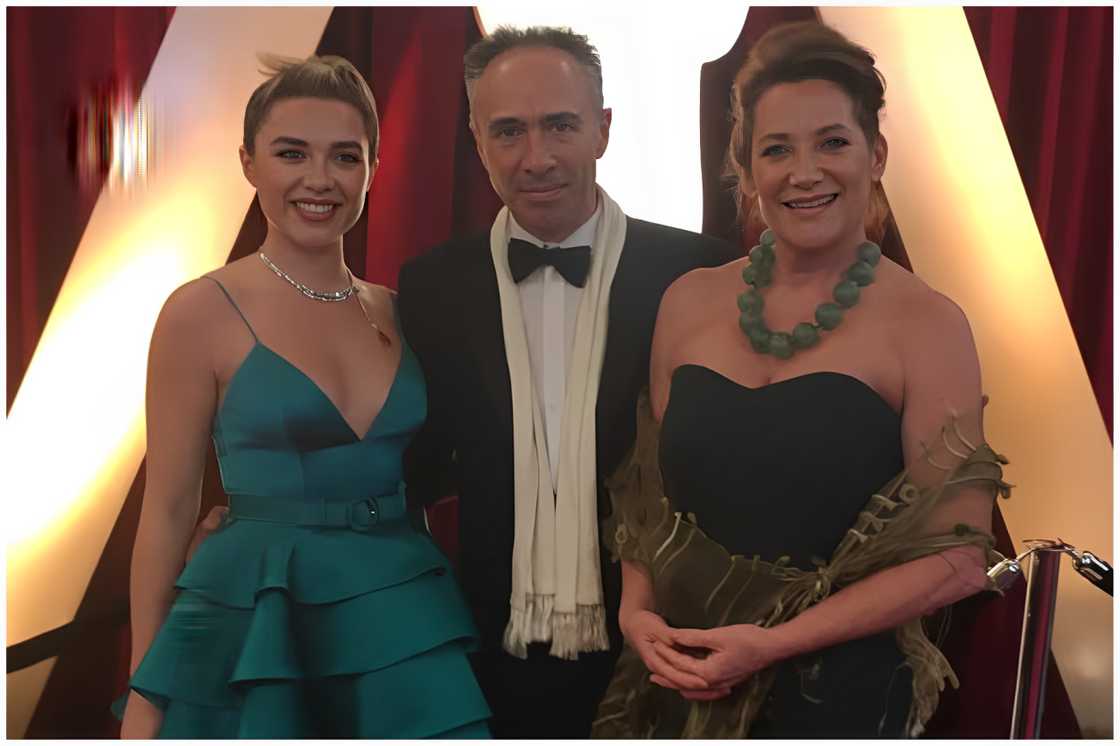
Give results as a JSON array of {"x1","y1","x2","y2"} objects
[{"x1": 348, "y1": 497, "x2": 380, "y2": 531}]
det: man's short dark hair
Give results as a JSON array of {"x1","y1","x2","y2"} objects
[{"x1": 463, "y1": 25, "x2": 604, "y2": 109}]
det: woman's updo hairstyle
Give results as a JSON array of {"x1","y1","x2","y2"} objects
[
  {"x1": 243, "y1": 54, "x2": 379, "y2": 162},
  {"x1": 727, "y1": 22, "x2": 890, "y2": 242}
]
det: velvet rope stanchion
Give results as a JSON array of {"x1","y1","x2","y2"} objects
[{"x1": 987, "y1": 539, "x2": 1115, "y2": 738}]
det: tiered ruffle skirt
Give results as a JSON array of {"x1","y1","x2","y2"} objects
[{"x1": 123, "y1": 519, "x2": 490, "y2": 738}]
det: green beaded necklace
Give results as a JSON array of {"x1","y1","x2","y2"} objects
[{"x1": 737, "y1": 228, "x2": 881, "y2": 359}]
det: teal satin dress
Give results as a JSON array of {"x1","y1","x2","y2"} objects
[{"x1": 123, "y1": 278, "x2": 490, "y2": 738}]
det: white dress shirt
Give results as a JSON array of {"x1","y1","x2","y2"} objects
[{"x1": 508, "y1": 203, "x2": 602, "y2": 492}]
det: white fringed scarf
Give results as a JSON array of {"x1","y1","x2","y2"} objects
[{"x1": 491, "y1": 187, "x2": 626, "y2": 660}]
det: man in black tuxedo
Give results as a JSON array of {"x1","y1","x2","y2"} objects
[{"x1": 398, "y1": 26, "x2": 737, "y2": 738}]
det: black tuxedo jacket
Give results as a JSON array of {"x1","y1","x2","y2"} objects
[{"x1": 398, "y1": 217, "x2": 738, "y2": 651}]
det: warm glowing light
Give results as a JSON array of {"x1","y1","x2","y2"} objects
[
  {"x1": 6, "y1": 6, "x2": 333, "y2": 739},
  {"x1": 475, "y1": 4, "x2": 747, "y2": 232},
  {"x1": 109, "y1": 93, "x2": 157, "y2": 193},
  {"x1": 820, "y1": 7, "x2": 1112, "y2": 735},
  {"x1": 8, "y1": 232, "x2": 196, "y2": 546}
]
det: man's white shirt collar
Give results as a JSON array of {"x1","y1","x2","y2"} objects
[{"x1": 508, "y1": 199, "x2": 602, "y2": 250}]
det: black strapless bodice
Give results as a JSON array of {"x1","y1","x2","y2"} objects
[
  {"x1": 658, "y1": 365, "x2": 912, "y2": 737},
  {"x1": 661, "y1": 366, "x2": 902, "y2": 569}
]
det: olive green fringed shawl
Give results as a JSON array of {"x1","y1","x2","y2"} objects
[{"x1": 591, "y1": 392, "x2": 1012, "y2": 739}]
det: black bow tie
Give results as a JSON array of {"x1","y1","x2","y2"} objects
[{"x1": 508, "y1": 238, "x2": 591, "y2": 287}]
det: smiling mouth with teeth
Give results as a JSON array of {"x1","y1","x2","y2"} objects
[
  {"x1": 295, "y1": 201, "x2": 336, "y2": 214},
  {"x1": 784, "y1": 194, "x2": 838, "y2": 209}
]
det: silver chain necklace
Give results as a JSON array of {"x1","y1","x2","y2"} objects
[
  {"x1": 258, "y1": 251, "x2": 355, "y2": 302},
  {"x1": 257, "y1": 251, "x2": 392, "y2": 347}
]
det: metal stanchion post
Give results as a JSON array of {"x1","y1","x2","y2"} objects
[
  {"x1": 987, "y1": 538, "x2": 1112, "y2": 739},
  {"x1": 1010, "y1": 547, "x2": 1062, "y2": 739}
]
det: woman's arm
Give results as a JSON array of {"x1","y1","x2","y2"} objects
[
  {"x1": 657, "y1": 547, "x2": 990, "y2": 691},
  {"x1": 619, "y1": 559, "x2": 657, "y2": 627},
  {"x1": 649, "y1": 269, "x2": 705, "y2": 421},
  {"x1": 655, "y1": 293, "x2": 996, "y2": 691},
  {"x1": 121, "y1": 282, "x2": 219, "y2": 738},
  {"x1": 623, "y1": 271, "x2": 733, "y2": 698}
]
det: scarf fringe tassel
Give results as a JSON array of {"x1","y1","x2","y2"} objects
[{"x1": 503, "y1": 594, "x2": 609, "y2": 661}]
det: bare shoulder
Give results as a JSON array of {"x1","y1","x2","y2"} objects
[
  {"x1": 354, "y1": 277, "x2": 395, "y2": 296},
  {"x1": 658, "y1": 260, "x2": 743, "y2": 346},
  {"x1": 877, "y1": 260, "x2": 983, "y2": 438},
  {"x1": 354, "y1": 278, "x2": 396, "y2": 313},
  {"x1": 652, "y1": 259, "x2": 743, "y2": 387},
  {"x1": 877, "y1": 260, "x2": 976, "y2": 351},
  {"x1": 655, "y1": 262, "x2": 736, "y2": 352},
  {"x1": 157, "y1": 276, "x2": 227, "y2": 336},
  {"x1": 154, "y1": 260, "x2": 257, "y2": 352},
  {"x1": 204, "y1": 254, "x2": 259, "y2": 288},
  {"x1": 662, "y1": 259, "x2": 745, "y2": 316},
  {"x1": 148, "y1": 277, "x2": 234, "y2": 381}
]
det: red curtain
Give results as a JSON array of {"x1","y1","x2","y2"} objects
[
  {"x1": 966, "y1": 7, "x2": 1113, "y2": 437},
  {"x1": 6, "y1": 7, "x2": 175, "y2": 412},
  {"x1": 363, "y1": 7, "x2": 503, "y2": 285}
]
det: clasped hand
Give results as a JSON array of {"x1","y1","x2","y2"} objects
[{"x1": 623, "y1": 610, "x2": 777, "y2": 701}]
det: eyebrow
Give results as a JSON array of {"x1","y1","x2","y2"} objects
[
  {"x1": 269, "y1": 136, "x2": 363, "y2": 150},
  {"x1": 486, "y1": 111, "x2": 582, "y2": 135},
  {"x1": 487, "y1": 117, "x2": 525, "y2": 136},
  {"x1": 544, "y1": 112, "x2": 581, "y2": 126},
  {"x1": 758, "y1": 123, "x2": 852, "y2": 143}
]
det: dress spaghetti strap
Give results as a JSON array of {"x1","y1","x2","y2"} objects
[{"x1": 202, "y1": 276, "x2": 259, "y2": 342}]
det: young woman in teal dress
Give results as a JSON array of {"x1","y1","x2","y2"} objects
[{"x1": 119, "y1": 55, "x2": 490, "y2": 738}]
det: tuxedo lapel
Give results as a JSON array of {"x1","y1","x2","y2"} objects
[
  {"x1": 462, "y1": 239, "x2": 514, "y2": 433},
  {"x1": 596, "y1": 218, "x2": 644, "y2": 458}
]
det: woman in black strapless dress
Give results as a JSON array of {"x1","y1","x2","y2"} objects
[{"x1": 592, "y1": 22, "x2": 1009, "y2": 738}]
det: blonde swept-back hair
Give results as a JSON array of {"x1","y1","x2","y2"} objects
[
  {"x1": 726, "y1": 22, "x2": 890, "y2": 242},
  {"x1": 243, "y1": 53, "x2": 380, "y2": 161}
]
